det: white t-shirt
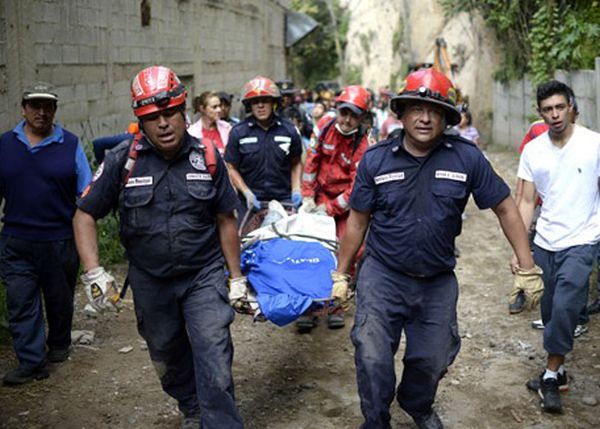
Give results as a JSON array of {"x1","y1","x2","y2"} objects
[{"x1": 518, "y1": 124, "x2": 600, "y2": 251}]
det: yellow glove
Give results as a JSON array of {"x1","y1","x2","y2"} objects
[
  {"x1": 331, "y1": 271, "x2": 351, "y2": 310},
  {"x1": 511, "y1": 265, "x2": 544, "y2": 310}
]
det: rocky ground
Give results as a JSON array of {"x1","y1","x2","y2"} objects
[{"x1": 1, "y1": 146, "x2": 599, "y2": 429}]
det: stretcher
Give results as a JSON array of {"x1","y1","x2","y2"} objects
[{"x1": 237, "y1": 201, "x2": 341, "y2": 326}]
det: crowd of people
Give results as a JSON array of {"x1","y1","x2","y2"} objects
[{"x1": 1, "y1": 64, "x2": 599, "y2": 429}]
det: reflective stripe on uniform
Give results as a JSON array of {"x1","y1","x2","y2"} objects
[
  {"x1": 336, "y1": 193, "x2": 349, "y2": 209},
  {"x1": 303, "y1": 172, "x2": 316, "y2": 182}
]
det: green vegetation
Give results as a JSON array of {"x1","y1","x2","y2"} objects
[
  {"x1": 289, "y1": 0, "x2": 350, "y2": 88},
  {"x1": 440, "y1": 0, "x2": 600, "y2": 84}
]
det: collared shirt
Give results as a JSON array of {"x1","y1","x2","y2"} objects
[
  {"x1": 13, "y1": 121, "x2": 92, "y2": 195},
  {"x1": 350, "y1": 130, "x2": 510, "y2": 277},
  {"x1": 225, "y1": 114, "x2": 302, "y2": 201},
  {"x1": 78, "y1": 132, "x2": 238, "y2": 278}
]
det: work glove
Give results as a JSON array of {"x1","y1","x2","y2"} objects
[
  {"x1": 315, "y1": 203, "x2": 328, "y2": 216},
  {"x1": 331, "y1": 271, "x2": 352, "y2": 311},
  {"x1": 510, "y1": 265, "x2": 544, "y2": 310},
  {"x1": 301, "y1": 196, "x2": 316, "y2": 213},
  {"x1": 243, "y1": 189, "x2": 261, "y2": 211},
  {"x1": 292, "y1": 190, "x2": 302, "y2": 209},
  {"x1": 228, "y1": 276, "x2": 250, "y2": 313},
  {"x1": 81, "y1": 267, "x2": 120, "y2": 312}
]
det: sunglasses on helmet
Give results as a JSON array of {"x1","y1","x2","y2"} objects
[{"x1": 132, "y1": 85, "x2": 185, "y2": 109}]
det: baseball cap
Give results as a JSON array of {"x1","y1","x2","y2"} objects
[
  {"x1": 22, "y1": 82, "x2": 59, "y2": 102},
  {"x1": 337, "y1": 102, "x2": 364, "y2": 115},
  {"x1": 218, "y1": 91, "x2": 233, "y2": 104}
]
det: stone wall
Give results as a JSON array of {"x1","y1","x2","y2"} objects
[
  {"x1": 492, "y1": 58, "x2": 600, "y2": 148},
  {"x1": 0, "y1": 0, "x2": 289, "y2": 142}
]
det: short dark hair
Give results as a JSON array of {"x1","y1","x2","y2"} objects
[{"x1": 536, "y1": 80, "x2": 572, "y2": 108}]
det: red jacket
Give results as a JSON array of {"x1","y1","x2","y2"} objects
[{"x1": 302, "y1": 120, "x2": 369, "y2": 216}]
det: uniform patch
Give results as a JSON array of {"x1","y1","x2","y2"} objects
[
  {"x1": 374, "y1": 172, "x2": 405, "y2": 185},
  {"x1": 92, "y1": 162, "x2": 104, "y2": 182},
  {"x1": 274, "y1": 136, "x2": 291, "y2": 143},
  {"x1": 435, "y1": 170, "x2": 467, "y2": 182},
  {"x1": 189, "y1": 151, "x2": 206, "y2": 171},
  {"x1": 125, "y1": 176, "x2": 153, "y2": 187},
  {"x1": 186, "y1": 173, "x2": 212, "y2": 181},
  {"x1": 323, "y1": 143, "x2": 335, "y2": 150},
  {"x1": 279, "y1": 142, "x2": 290, "y2": 155},
  {"x1": 240, "y1": 137, "x2": 258, "y2": 145},
  {"x1": 81, "y1": 184, "x2": 91, "y2": 198}
]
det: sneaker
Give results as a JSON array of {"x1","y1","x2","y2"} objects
[
  {"x1": 587, "y1": 298, "x2": 600, "y2": 315},
  {"x1": 531, "y1": 319, "x2": 544, "y2": 330},
  {"x1": 526, "y1": 371, "x2": 569, "y2": 393},
  {"x1": 574, "y1": 324, "x2": 588, "y2": 338},
  {"x1": 327, "y1": 313, "x2": 345, "y2": 329},
  {"x1": 2, "y1": 366, "x2": 49, "y2": 386},
  {"x1": 413, "y1": 410, "x2": 444, "y2": 429},
  {"x1": 47, "y1": 347, "x2": 70, "y2": 363},
  {"x1": 509, "y1": 291, "x2": 526, "y2": 314},
  {"x1": 538, "y1": 376, "x2": 562, "y2": 413},
  {"x1": 181, "y1": 415, "x2": 200, "y2": 429},
  {"x1": 296, "y1": 315, "x2": 317, "y2": 333}
]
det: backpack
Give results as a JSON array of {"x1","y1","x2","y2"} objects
[{"x1": 122, "y1": 132, "x2": 218, "y2": 185}]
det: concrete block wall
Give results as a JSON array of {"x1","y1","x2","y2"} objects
[
  {"x1": 493, "y1": 59, "x2": 600, "y2": 148},
  {"x1": 0, "y1": 0, "x2": 288, "y2": 146}
]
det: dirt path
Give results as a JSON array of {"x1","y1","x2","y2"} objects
[{"x1": 1, "y1": 147, "x2": 599, "y2": 429}]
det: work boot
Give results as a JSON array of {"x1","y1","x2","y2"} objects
[
  {"x1": 181, "y1": 414, "x2": 201, "y2": 429},
  {"x1": 327, "y1": 313, "x2": 345, "y2": 329},
  {"x1": 587, "y1": 298, "x2": 600, "y2": 315},
  {"x1": 3, "y1": 366, "x2": 49, "y2": 386},
  {"x1": 508, "y1": 291, "x2": 526, "y2": 314},
  {"x1": 412, "y1": 410, "x2": 444, "y2": 429},
  {"x1": 296, "y1": 315, "x2": 317, "y2": 333},
  {"x1": 538, "y1": 377, "x2": 562, "y2": 413},
  {"x1": 47, "y1": 347, "x2": 70, "y2": 363}
]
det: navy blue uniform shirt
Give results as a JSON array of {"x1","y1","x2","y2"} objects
[
  {"x1": 225, "y1": 114, "x2": 302, "y2": 201},
  {"x1": 78, "y1": 132, "x2": 238, "y2": 278},
  {"x1": 350, "y1": 130, "x2": 510, "y2": 277}
]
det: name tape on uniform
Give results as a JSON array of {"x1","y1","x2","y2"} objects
[
  {"x1": 274, "y1": 136, "x2": 291, "y2": 143},
  {"x1": 186, "y1": 173, "x2": 212, "y2": 181},
  {"x1": 374, "y1": 172, "x2": 405, "y2": 185},
  {"x1": 240, "y1": 137, "x2": 258, "y2": 145},
  {"x1": 125, "y1": 176, "x2": 153, "y2": 187},
  {"x1": 435, "y1": 170, "x2": 467, "y2": 182}
]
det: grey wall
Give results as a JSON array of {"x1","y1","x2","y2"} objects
[
  {"x1": 493, "y1": 57, "x2": 600, "y2": 148},
  {"x1": 0, "y1": 0, "x2": 289, "y2": 143}
]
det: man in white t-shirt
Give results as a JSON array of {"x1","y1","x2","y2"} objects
[{"x1": 516, "y1": 80, "x2": 600, "y2": 414}]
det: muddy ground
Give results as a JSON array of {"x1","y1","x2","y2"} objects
[{"x1": 1, "y1": 146, "x2": 599, "y2": 429}]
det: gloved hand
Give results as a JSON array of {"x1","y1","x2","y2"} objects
[
  {"x1": 301, "y1": 196, "x2": 316, "y2": 213},
  {"x1": 228, "y1": 276, "x2": 250, "y2": 313},
  {"x1": 510, "y1": 265, "x2": 544, "y2": 310},
  {"x1": 292, "y1": 190, "x2": 302, "y2": 209},
  {"x1": 81, "y1": 267, "x2": 120, "y2": 312},
  {"x1": 331, "y1": 271, "x2": 352, "y2": 311},
  {"x1": 243, "y1": 189, "x2": 260, "y2": 210},
  {"x1": 315, "y1": 203, "x2": 328, "y2": 216}
]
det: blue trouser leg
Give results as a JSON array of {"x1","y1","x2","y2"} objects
[
  {"x1": 129, "y1": 263, "x2": 243, "y2": 428},
  {"x1": 535, "y1": 244, "x2": 596, "y2": 355},
  {"x1": 351, "y1": 256, "x2": 460, "y2": 428}
]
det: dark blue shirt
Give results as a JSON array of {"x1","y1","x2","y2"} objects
[
  {"x1": 224, "y1": 114, "x2": 302, "y2": 201},
  {"x1": 78, "y1": 132, "x2": 238, "y2": 278},
  {"x1": 350, "y1": 131, "x2": 510, "y2": 277},
  {"x1": 0, "y1": 122, "x2": 92, "y2": 241}
]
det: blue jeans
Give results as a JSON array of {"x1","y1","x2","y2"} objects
[
  {"x1": 534, "y1": 244, "x2": 596, "y2": 356},
  {"x1": 0, "y1": 236, "x2": 78, "y2": 368},
  {"x1": 129, "y1": 261, "x2": 243, "y2": 428},
  {"x1": 351, "y1": 256, "x2": 461, "y2": 428}
]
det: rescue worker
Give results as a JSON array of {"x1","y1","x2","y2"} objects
[
  {"x1": 0, "y1": 82, "x2": 92, "y2": 385},
  {"x1": 331, "y1": 68, "x2": 542, "y2": 429},
  {"x1": 225, "y1": 76, "x2": 303, "y2": 221},
  {"x1": 73, "y1": 66, "x2": 245, "y2": 429},
  {"x1": 298, "y1": 85, "x2": 370, "y2": 331}
]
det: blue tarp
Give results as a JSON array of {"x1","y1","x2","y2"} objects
[{"x1": 240, "y1": 238, "x2": 336, "y2": 326}]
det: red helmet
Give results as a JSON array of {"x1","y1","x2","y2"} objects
[
  {"x1": 336, "y1": 85, "x2": 370, "y2": 114},
  {"x1": 390, "y1": 68, "x2": 461, "y2": 126},
  {"x1": 240, "y1": 76, "x2": 280, "y2": 105},
  {"x1": 131, "y1": 66, "x2": 187, "y2": 118}
]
